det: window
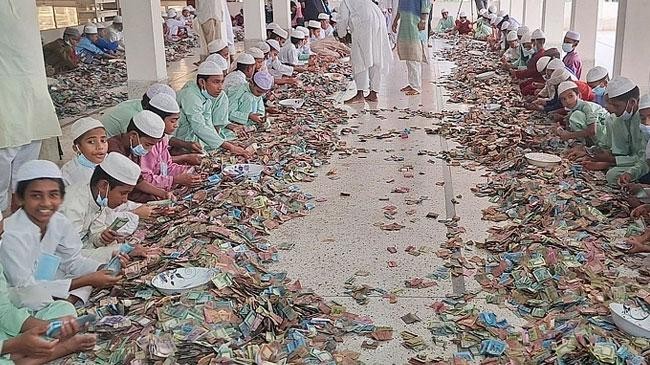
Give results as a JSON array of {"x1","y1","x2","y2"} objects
[{"x1": 37, "y1": 6, "x2": 78, "y2": 30}]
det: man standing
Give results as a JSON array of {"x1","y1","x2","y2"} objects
[
  {"x1": 392, "y1": 0, "x2": 431, "y2": 95},
  {"x1": 302, "y1": 0, "x2": 329, "y2": 22},
  {"x1": 336, "y1": 0, "x2": 392, "y2": 104},
  {"x1": 43, "y1": 27, "x2": 81, "y2": 76},
  {"x1": 195, "y1": 0, "x2": 232, "y2": 62},
  {"x1": 0, "y1": 0, "x2": 62, "y2": 214}
]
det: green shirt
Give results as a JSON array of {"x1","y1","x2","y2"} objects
[
  {"x1": 569, "y1": 100, "x2": 610, "y2": 147},
  {"x1": 602, "y1": 111, "x2": 649, "y2": 179},
  {"x1": 0, "y1": 263, "x2": 30, "y2": 351},
  {"x1": 226, "y1": 84, "x2": 265, "y2": 127},
  {"x1": 100, "y1": 99, "x2": 142, "y2": 138},
  {"x1": 175, "y1": 80, "x2": 226, "y2": 151},
  {"x1": 435, "y1": 16, "x2": 454, "y2": 32}
]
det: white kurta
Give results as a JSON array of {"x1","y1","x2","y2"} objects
[
  {"x1": 279, "y1": 43, "x2": 300, "y2": 66},
  {"x1": 59, "y1": 183, "x2": 139, "y2": 250},
  {"x1": 60, "y1": 157, "x2": 95, "y2": 186},
  {"x1": 336, "y1": 0, "x2": 393, "y2": 75},
  {"x1": 268, "y1": 57, "x2": 294, "y2": 77},
  {"x1": 0, "y1": 210, "x2": 101, "y2": 310},
  {"x1": 223, "y1": 70, "x2": 247, "y2": 93}
]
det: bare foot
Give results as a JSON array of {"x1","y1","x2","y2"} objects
[
  {"x1": 365, "y1": 91, "x2": 378, "y2": 102},
  {"x1": 344, "y1": 91, "x2": 365, "y2": 104},
  {"x1": 405, "y1": 89, "x2": 421, "y2": 96}
]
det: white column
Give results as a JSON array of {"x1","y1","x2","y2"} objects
[
  {"x1": 523, "y1": 0, "x2": 543, "y2": 31},
  {"x1": 541, "y1": 0, "x2": 565, "y2": 48},
  {"x1": 273, "y1": 0, "x2": 291, "y2": 30},
  {"x1": 613, "y1": 0, "x2": 650, "y2": 93},
  {"x1": 570, "y1": 0, "x2": 598, "y2": 78},
  {"x1": 121, "y1": 0, "x2": 167, "y2": 98},
  {"x1": 510, "y1": 0, "x2": 524, "y2": 23},
  {"x1": 243, "y1": 0, "x2": 266, "y2": 48}
]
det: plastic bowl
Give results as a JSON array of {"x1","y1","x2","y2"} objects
[
  {"x1": 151, "y1": 267, "x2": 218, "y2": 295},
  {"x1": 609, "y1": 303, "x2": 650, "y2": 339},
  {"x1": 279, "y1": 99, "x2": 305, "y2": 109},
  {"x1": 525, "y1": 152, "x2": 562, "y2": 168},
  {"x1": 222, "y1": 164, "x2": 264, "y2": 179}
]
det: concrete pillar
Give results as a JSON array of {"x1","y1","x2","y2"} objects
[
  {"x1": 570, "y1": 0, "x2": 599, "y2": 78},
  {"x1": 510, "y1": 0, "x2": 524, "y2": 23},
  {"x1": 273, "y1": 0, "x2": 291, "y2": 30},
  {"x1": 243, "y1": 0, "x2": 266, "y2": 47},
  {"x1": 541, "y1": 0, "x2": 565, "y2": 48},
  {"x1": 523, "y1": 0, "x2": 542, "y2": 30},
  {"x1": 121, "y1": 0, "x2": 167, "y2": 98},
  {"x1": 613, "y1": 0, "x2": 650, "y2": 93}
]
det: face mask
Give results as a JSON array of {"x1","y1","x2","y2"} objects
[
  {"x1": 95, "y1": 185, "x2": 108, "y2": 208},
  {"x1": 201, "y1": 88, "x2": 213, "y2": 100},
  {"x1": 524, "y1": 48, "x2": 534, "y2": 57},
  {"x1": 562, "y1": 43, "x2": 574, "y2": 53},
  {"x1": 593, "y1": 86, "x2": 606, "y2": 97},
  {"x1": 130, "y1": 135, "x2": 149, "y2": 157},
  {"x1": 76, "y1": 152, "x2": 97, "y2": 169},
  {"x1": 619, "y1": 100, "x2": 634, "y2": 120},
  {"x1": 640, "y1": 124, "x2": 650, "y2": 137}
]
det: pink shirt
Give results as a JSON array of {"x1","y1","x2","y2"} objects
[
  {"x1": 139, "y1": 136, "x2": 188, "y2": 190},
  {"x1": 563, "y1": 51, "x2": 582, "y2": 80}
]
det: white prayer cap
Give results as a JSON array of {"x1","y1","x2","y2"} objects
[
  {"x1": 479, "y1": 8, "x2": 487, "y2": 15},
  {"x1": 508, "y1": 23, "x2": 517, "y2": 31},
  {"x1": 640, "y1": 94, "x2": 650, "y2": 110},
  {"x1": 132, "y1": 110, "x2": 165, "y2": 138},
  {"x1": 272, "y1": 27, "x2": 288, "y2": 39},
  {"x1": 318, "y1": 13, "x2": 330, "y2": 20},
  {"x1": 15, "y1": 160, "x2": 62, "y2": 184},
  {"x1": 565, "y1": 30, "x2": 580, "y2": 41},
  {"x1": 488, "y1": 5, "x2": 497, "y2": 13},
  {"x1": 535, "y1": 56, "x2": 551, "y2": 73},
  {"x1": 500, "y1": 21, "x2": 510, "y2": 30},
  {"x1": 291, "y1": 29, "x2": 306, "y2": 39},
  {"x1": 187, "y1": 5, "x2": 195, "y2": 11},
  {"x1": 586, "y1": 66, "x2": 609, "y2": 83},
  {"x1": 331, "y1": 12, "x2": 338, "y2": 22},
  {"x1": 247, "y1": 47, "x2": 265, "y2": 59},
  {"x1": 497, "y1": 10, "x2": 506, "y2": 17},
  {"x1": 146, "y1": 83, "x2": 176, "y2": 99},
  {"x1": 520, "y1": 33, "x2": 532, "y2": 43},
  {"x1": 550, "y1": 67, "x2": 572, "y2": 84},
  {"x1": 197, "y1": 60, "x2": 223, "y2": 76},
  {"x1": 548, "y1": 58, "x2": 565, "y2": 71},
  {"x1": 459, "y1": 11, "x2": 467, "y2": 17},
  {"x1": 208, "y1": 39, "x2": 228, "y2": 53},
  {"x1": 149, "y1": 93, "x2": 180, "y2": 114},
  {"x1": 296, "y1": 26, "x2": 309, "y2": 37},
  {"x1": 100, "y1": 152, "x2": 141, "y2": 186},
  {"x1": 558, "y1": 81, "x2": 578, "y2": 96},
  {"x1": 255, "y1": 41, "x2": 271, "y2": 54},
  {"x1": 266, "y1": 22, "x2": 280, "y2": 30},
  {"x1": 205, "y1": 54, "x2": 229, "y2": 71},
  {"x1": 441, "y1": 8, "x2": 448, "y2": 13},
  {"x1": 236, "y1": 53, "x2": 256, "y2": 65},
  {"x1": 506, "y1": 31, "x2": 518, "y2": 42},
  {"x1": 307, "y1": 20, "x2": 322, "y2": 29},
  {"x1": 517, "y1": 26, "x2": 529, "y2": 36},
  {"x1": 253, "y1": 72, "x2": 274, "y2": 90},
  {"x1": 607, "y1": 76, "x2": 637, "y2": 98},
  {"x1": 267, "y1": 39, "x2": 281, "y2": 52},
  {"x1": 84, "y1": 25, "x2": 98, "y2": 34},
  {"x1": 183, "y1": 6, "x2": 191, "y2": 12},
  {"x1": 161, "y1": 11, "x2": 168, "y2": 18},
  {"x1": 71, "y1": 117, "x2": 104, "y2": 141},
  {"x1": 113, "y1": 15, "x2": 123, "y2": 24},
  {"x1": 531, "y1": 29, "x2": 546, "y2": 39},
  {"x1": 491, "y1": 16, "x2": 502, "y2": 26},
  {"x1": 167, "y1": 8, "x2": 177, "y2": 18}
]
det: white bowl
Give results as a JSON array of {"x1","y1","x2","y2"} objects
[
  {"x1": 476, "y1": 71, "x2": 496, "y2": 81},
  {"x1": 609, "y1": 303, "x2": 650, "y2": 339},
  {"x1": 279, "y1": 98, "x2": 305, "y2": 109},
  {"x1": 340, "y1": 56, "x2": 351, "y2": 63},
  {"x1": 151, "y1": 267, "x2": 218, "y2": 295},
  {"x1": 222, "y1": 164, "x2": 264, "y2": 179},
  {"x1": 525, "y1": 152, "x2": 562, "y2": 168}
]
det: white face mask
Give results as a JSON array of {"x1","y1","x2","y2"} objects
[
  {"x1": 639, "y1": 124, "x2": 650, "y2": 137},
  {"x1": 619, "y1": 100, "x2": 635, "y2": 121}
]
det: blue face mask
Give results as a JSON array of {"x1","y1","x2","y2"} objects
[
  {"x1": 593, "y1": 86, "x2": 606, "y2": 97},
  {"x1": 95, "y1": 185, "x2": 108, "y2": 208},
  {"x1": 201, "y1": 88, "x2": 214, "y2": 100},
  {"x1": 76, "y1": 152, "x2": 97, "y2": 169},
  {"x1": 130, "y1": 136, "x2": 149, "y2": 157},
  {"x1": 561, "y1": 42, "x2": 574, "y2": 53},
  {"x1": 640, "y1": 124, "x2": 650, "y2": 137}
]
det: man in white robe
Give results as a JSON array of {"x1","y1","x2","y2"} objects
[
  {"x1": 195, "y1": 0, "x2": 233, "y2": 61},
  {"x1": 336, "y1": 0, "x2": 392, "y2": 104}
]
